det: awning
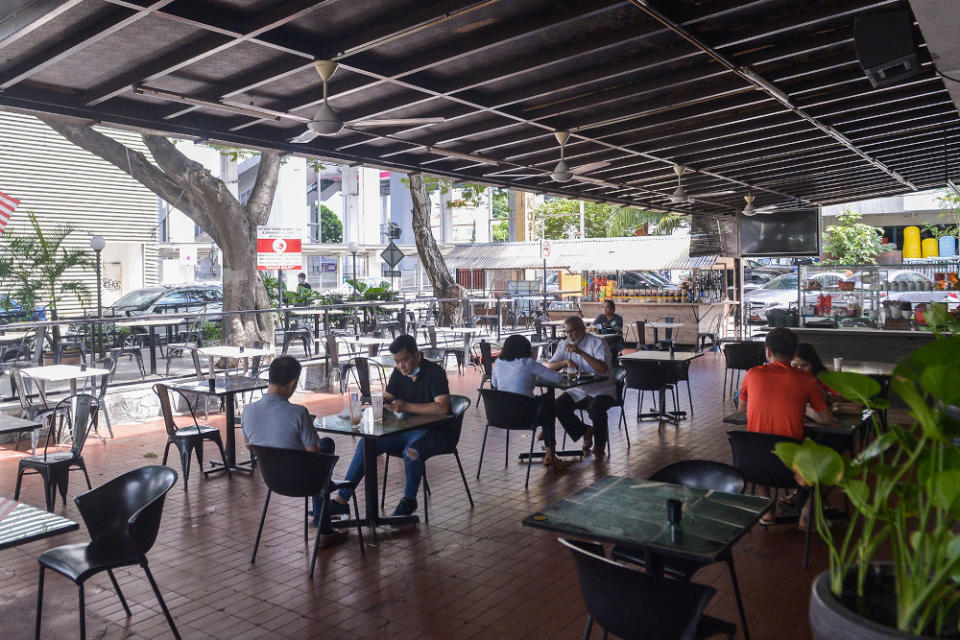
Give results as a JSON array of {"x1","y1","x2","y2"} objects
[{"x1": 443, "y1": 236, "x2": 715, "y2": 271}]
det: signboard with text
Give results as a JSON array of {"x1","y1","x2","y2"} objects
[{"x1": 256, "y1": 226, "x2": 302, "y2": 270}]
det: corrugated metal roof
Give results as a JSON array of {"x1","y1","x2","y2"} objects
[{"x1": 443, "y1": 236, "x2": 715, "y2": 271}]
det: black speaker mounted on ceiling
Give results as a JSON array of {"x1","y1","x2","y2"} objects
[{"x1": 854, "y1": 10, "x2": 923, "y2": 88}]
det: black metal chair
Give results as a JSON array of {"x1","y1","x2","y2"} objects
[
  {"x1": 633, "y1": 319, "x2": 649, "y2": 350},
  {"x1": 612, "y1": 366, "x2": 630, "y2": 447},
  {"x1": 475, "y1": 340, "x2": 495, "y2": 406},
  {"x1": 15, "y1": 394, "x2": 96, "y2": 512},
  {"x1": 154, "y1": 383, "x2": 230, "y2": 486},
  {"x1": 664, "y1": 358, "x2": 695, "y2": 418},
  {"x1": 380, "y1": 394, "x2": 474, "y2": 523},
  {"x1": 728, "y1": 430, "x2": 814, "y2": 568},
  {"x1": 622, "y1": 359, "x2": 676, "y2": 432},
  {"x1": 560, "y1": 538, "x2": 737, "y2": 640},
  {"x1": 164, "y1": 315, "x2": 203, "y2": 375},
  {"x1": 10, "y1": 367, "x2": 57, "y2": 451},
  {"x1": 106, "y1": 323, "x2": 145, "y2": 379},
  {"x1": 611, "y1": 460, "x2": 749, "y2": 639},
  {"x1": 698, "y1": 312, "x2": 724, "y2": 352},
  {"x1": 656, "y1": 315, "x2": 677, "y2": 350},
  {"x1": 722, "y1": 342, "x2": 765, "y2": 403},
  {"x1": 477, "y1": 388, "x2": 544, "y2": 489},
  {"x1": 35, "y1": 465, "x2": 181, "y2": 640},
  {"x1": 345, "y1": 356, "x2": 387, "y2": 400},
  {"x1": 88, "y1": 356, "x2": 116, "y2": 439},
  {"x1": 248, "y1": 445, "x2": 364, "y2": 577}
]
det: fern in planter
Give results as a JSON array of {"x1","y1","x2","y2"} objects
[{"x1": 775, "y1": 332, "x2": 960, "y2": 636}]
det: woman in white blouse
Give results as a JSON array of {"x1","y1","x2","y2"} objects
[{"x1": 491, "y1": 335, "x2": 565, "y2": 467}]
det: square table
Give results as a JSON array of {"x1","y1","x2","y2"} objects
[
  {"x1": 0, "y1": 414, "x2": 43, "y2": 453},
  {"x1": 523, "y1": 476, "x2": 769, "y2": 640},
  {"x1": 315, "y1": 409, "x2": 451, "y2": 544},
  {"x1": 723, "y1": 412, "x2": 863, "y2": 451},
  {"x1": 199, "y1": 345, "x2": 273, "y2": 375},
  {"x1": 521, "y1": 374, "x2": 609, "y2": 462},
  {"x1": 0, "y1": 496, "x2": 78, "y2": 551},
  {"x1": 645, "y1": 321, "x2": 683, "y2": 345},
  {"x1": 619, "y1": 351, "x2": 702, "y2": 424},
  {"x1": 21, "y1": 364, "x2": 112, "y2": 400},
  {"x1": 116, "y1": 317, "x2": 185, "y2": 375},
  {"x1": 166, "y1": 376, "x2": 269, "y2": 475}
]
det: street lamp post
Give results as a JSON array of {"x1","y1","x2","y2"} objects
[
  {"x1": 89, "y1": 235, "x2": 106, "y2": 358},
  {"x1": 348, "y1": 241, "x2": 359, "y2": 301}
]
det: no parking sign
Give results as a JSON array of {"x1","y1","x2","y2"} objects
[{"x1": 256, "y1": 226, "x2": 302, "y2": 270}]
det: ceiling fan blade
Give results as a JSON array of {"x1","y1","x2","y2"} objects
[
  {"x1": 291, "y1": 129, "x2": 319, "y2": 143},
  {"x1": 570, "y1": 161, "x2": 610, "y2": 175},
  {"x1": 347, "y1": 118, "x2": 446, "y2": 127},
  {"x1": 490, "y1": 174, "x2": 543, "y2": 178}
]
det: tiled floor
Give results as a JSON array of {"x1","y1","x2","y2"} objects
[{"x1": 0, "y1": 351, "x2": 824, "y2": 639}]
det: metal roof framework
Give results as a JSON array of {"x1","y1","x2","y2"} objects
[
  {"x1": 1, "y1": 0, "x2": 958, "y2": 217},
  {"x1": 442, "y1": 236, "x2": 716, "y2": 271}
]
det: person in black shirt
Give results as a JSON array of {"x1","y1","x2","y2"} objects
[
  {"x1": 593, "y1": 299, "x2": 624, "y2": 332},
  {"x1": 328, "y1": 334, "x2": 451, "y2": 517},
  {"x1": 297, "y1": 272, "x2": 312, "y2": 290}
]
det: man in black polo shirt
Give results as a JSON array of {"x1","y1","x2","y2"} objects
[{"x1": 328, "y1": 334, "x2": 451, "y2": 517}]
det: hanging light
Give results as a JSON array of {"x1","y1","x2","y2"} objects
[{"x1": 742, "y1": 193, "x2": 757, "y2": 216}]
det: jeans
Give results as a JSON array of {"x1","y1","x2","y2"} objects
[
  {"x1": 311, "y1": 437, "x2": 336, "y2": 532},
  {"x1": 337, "y1": 428, "x2": 455, "y2": 502},
  {"x1": 555, "y1": 393, "x2": 618, "y2": 449}
]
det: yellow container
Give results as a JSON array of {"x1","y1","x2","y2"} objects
[
  {"x1": 904, "y1": 226, "x2": 921, "y2": 242},
  {"x1": 922, "y1": 237, "x2": 939, "y2": 258}
]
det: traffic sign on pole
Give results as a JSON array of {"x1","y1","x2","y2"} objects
[{"x1": 380, "y1": 240, "x2": 404, "y2": 268}]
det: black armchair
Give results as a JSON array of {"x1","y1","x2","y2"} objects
[
  {"x1": 477, "y1": 388, "x2": 544, "y2": 489},
  {"x1": 35, "y1": 465, "x2": 180, "y2": 640}
]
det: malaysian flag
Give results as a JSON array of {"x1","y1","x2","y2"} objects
[{"x1": 0, "y1": 189, "x2": 20, "y2": 233}]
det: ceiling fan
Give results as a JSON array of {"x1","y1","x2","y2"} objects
[
  {"x1": 494, "y1": 131, "x2": 611, "y2": 182},
  {"x1": 290, "y1": 60, "x2": 446, "y2": 143}
]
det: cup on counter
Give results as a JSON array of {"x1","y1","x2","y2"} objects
[
  {"x1": 371, "y1": 391, "x2": 384, "y2": 422},
  {"x1": 833, "y1": 357, "x2": 843, "y2": 371}
]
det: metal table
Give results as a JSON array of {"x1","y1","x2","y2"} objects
[
  {"x1": 166, "y1": 376, "x2": 269, "y2": 475},
  {"x1": 116, "y1": 317, "x2": 184, "y2": 375},
  {"x1": 21, "y1": 364, "x2": 112, "y2": 401},
  {"x1": 0, "y1": 497, "x2": 79, "y2": 551},
  {"x1": 522, "y1": 373, "x2": 609, "y2": 462},
  {"x1": 315, "y1": 409, "x2": 451, "y2": 545},
  {"x1": 0, "y1": 414, "x2": 42, "y2": 452},
  {"x1": 619, "y1": 351, "x2": 703, "y2": 424},
  {"x1": 523, "y1": 476, "x2": 770, "y2": 640}
]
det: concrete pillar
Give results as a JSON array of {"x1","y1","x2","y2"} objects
[{"x1": 341, "y1": 165, "x2": 360, "y2": 246}]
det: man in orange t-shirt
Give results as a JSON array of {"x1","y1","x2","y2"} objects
[{"x1": 740, "y1": 328, "x2": 833, "y2": 439}]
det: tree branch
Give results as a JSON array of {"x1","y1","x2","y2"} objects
[{"x1": 245, "y1": 152, "x2": 283, "y2": 225}]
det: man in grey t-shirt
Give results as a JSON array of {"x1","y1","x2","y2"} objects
[{"x1": 242, "y1": 355, "x2": 342, "y2": 543}]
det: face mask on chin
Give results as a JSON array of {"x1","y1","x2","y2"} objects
[{"x1": 406, "y1": 366, "x2": 421, "y2": 378}]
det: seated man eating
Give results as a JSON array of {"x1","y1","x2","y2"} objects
[
  {"x1": 242, "y1": 355, "x2": 344, "y2": 546},
  {"x1": 329, "y1": 334, "x2": 451, "y2": 517}
]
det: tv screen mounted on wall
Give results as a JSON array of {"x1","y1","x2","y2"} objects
[{"x1": 739, "y1": 208, "x2": 821, "y2": 257}]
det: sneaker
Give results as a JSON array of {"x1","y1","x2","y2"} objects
[
  {"x1": 317, "y1": 530, "x2": 347, "y2": 548},
  {"x1": 392, "y1": 497, "x2": 417, "y2": 516},
  {"x1": 327, "y1": 498, "x2": 350, "y2": 518}
]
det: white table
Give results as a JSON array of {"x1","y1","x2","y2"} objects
[
  {"x1": 0, "y1": 331, "x2": 30, "y2": 343},
  {"x1": 21, "y1": 364, "x2": 111, "y2": 400},
  {"x1": 200, "y1": 345, "x2": 274, "y2": 375},
  {"x1": 116, "y1": 317, "x2": 185, "y2": 374},
  {"x1": 343, "y1": 336, "x2": 388, "y2": 356},
  {"x1": 646, "y1": 321, "x2": 683, "y2": 344}
]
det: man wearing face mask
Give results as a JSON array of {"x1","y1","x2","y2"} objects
[
  {"x1": 546, "y1": 315, "x2": 616, "y2": 455},
  {"x1": 328, "y1": 334, "x2": 451, "y2": 517}
]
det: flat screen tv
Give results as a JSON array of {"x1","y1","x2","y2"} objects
[{"x1": 739, "y1": 208, "x2": 821, "y2": 257}]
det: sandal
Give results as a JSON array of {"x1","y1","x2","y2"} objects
[
  {"x1": 759, "y1": 515, "x2": 776, "y2": 527},
  {"x1": 582, "y1": 427, "x2": 594, "y2": 452}
]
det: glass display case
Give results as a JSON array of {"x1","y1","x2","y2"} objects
[{"x1": 798, "y1": 262, "x2": 960, "y2": 329}]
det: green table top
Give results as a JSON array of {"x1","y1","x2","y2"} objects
[
  {"x1": 524, "y1": 476, "x2": 771, "y2": 563},
  {"x1": 314, "y1": 409, "x2": 450, "y2": 438}
]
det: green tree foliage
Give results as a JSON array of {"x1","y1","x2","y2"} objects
[
  {"x1": 492, "y1": 219, "x2": 510, "y2": 242},
  {"x1": 822, "y1": 210, "x2": 888, "y2": 265},
  {"x1": 492, "y1": 188, "x2": 509, "y2": 219},
  {"x1": 533, "y1": 199, "x2": 686, "y2": 239},
  {"x1": 1, "y1": 211, "x2": 91, "y2": 317},
  {"x1": 318, "y1": 204, "x2": 343, "y2": 243}
]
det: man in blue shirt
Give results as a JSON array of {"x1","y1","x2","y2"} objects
[
  {"x1": 328, "y1": 334, "x2": 451, "y2": 517},
  {"x1": 242, "y1": 355, "x2": 344, "y2": 545}
]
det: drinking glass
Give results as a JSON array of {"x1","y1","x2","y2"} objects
[
  {"x1": 349, "y1": 391, "x2": 362, "y2": 426},
  {"x1": 371, "y1": 391, "x2": 384, "y2": 422}
]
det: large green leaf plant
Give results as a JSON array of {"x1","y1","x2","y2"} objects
[{"x1": 774, "y1": 335, "x2": 960, "y2": 635}]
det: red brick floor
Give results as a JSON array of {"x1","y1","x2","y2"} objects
[{"x1": 0, "y1": 352, "x2": 822, "y2": 639}]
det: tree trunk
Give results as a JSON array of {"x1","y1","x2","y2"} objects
[
  {"x1": 35, "y1": 114, "x2": 280, "y2": 346},
  {"x1": 408, "y1": 173, "x2": 466, "y2": 326}
]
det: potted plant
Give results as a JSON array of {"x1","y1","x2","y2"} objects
[{"x1": 774, "y1": 326, "x2": 960, "y2": 639}]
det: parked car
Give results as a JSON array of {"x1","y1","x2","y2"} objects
[
  {"x1": 0, "y1": 296, "x2": 47, "y2": 323},
  {"x1": 619, "y1": 270, "x2": 677, "y2": 290},
  {"x1": 744, "y1": 272, "x2": 845, "y2": 324},
  {"x1": 108, "y1": 284, "x2": 223, "y2": 317},
  {"x1": 743, "y1": 260, "x2": 791, "y2": 293}
]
